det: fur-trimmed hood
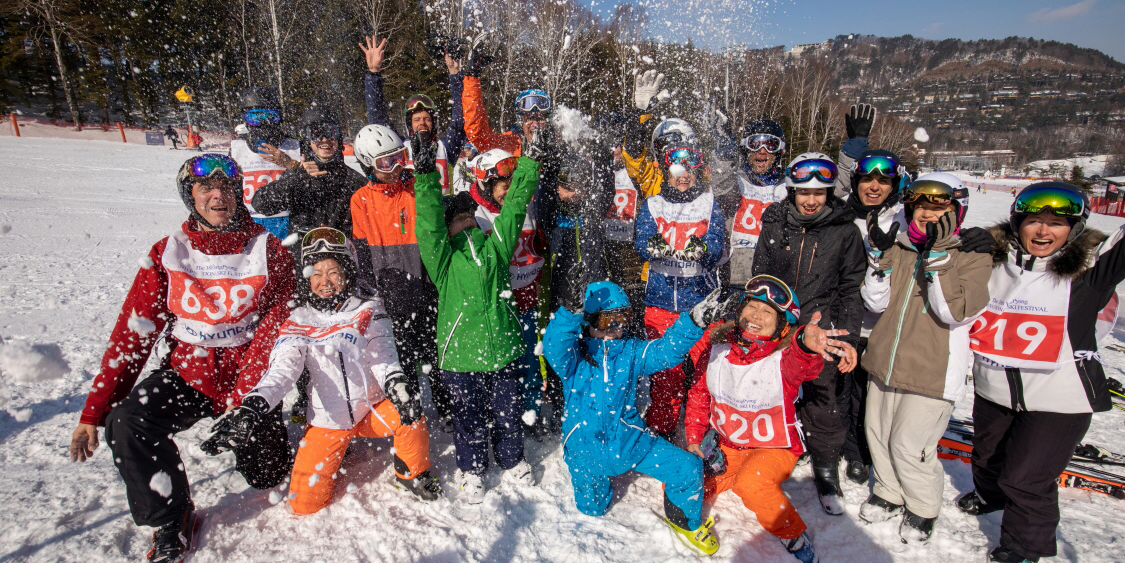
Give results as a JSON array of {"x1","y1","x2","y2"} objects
[{"x1": 987, "y1": 221, "x2": 1106, "y2": 280}]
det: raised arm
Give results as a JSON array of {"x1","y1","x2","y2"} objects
[
  {"x1": 636, "y1": 312, "x2": 705, "y2": 376},
  {"x1": 488, "y1": 157, "x2": 540, "y2": 263},
  {"x1": 440, "y1": 57, "x2": 467, "y2": 156},
  {"x1": 413, "y1": 170, "x2": 454, "y2": 284},
  {"x1": 359, "y1": 36, "x2": 393, "y2": 129},
  {"x1": 462, "y1": 76, "x2": 520, "y2": 154},
  {"x1": 543, "y1": 307, "x2": 585, "y2": 382}
]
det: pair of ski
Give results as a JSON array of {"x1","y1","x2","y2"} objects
[{"x1": 937, "y1": 418, "x2": 1125, "y2": 500}]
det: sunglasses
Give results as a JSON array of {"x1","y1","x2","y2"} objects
[
  {"x1": 304, "y1": 122, "x2": 340, "y2": 141},
  {"x1": 741, "y1": 134, "x2": 783, "y2": 154},
  {"x1": 855, "y1": 155, "x2": 903, "y2": 178},
  {"x1": 903, "y1": 179, "x2": 955, "y2": 205},
  {"x1": 244, "y1": 108, "x2": 281, "y2": 127},
  {"x1": 786, "y1": 158, "x2": 837, "y2": 184},
  {"x1": 372, "y1": 148, "x2": 408, "y2": 173},
  {"x1": 473, "y1": 156, "x2": 518, "y2": 181},
  {"x1": 663, "y1": 147, "x2": 705, "y2": 168},
  {"x1": 1012, "y1": 185, "x2": 1086, "y2": 217}
]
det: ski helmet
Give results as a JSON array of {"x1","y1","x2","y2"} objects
[
  {"x1": 301, "y1": 227, "x2": 358, "y2": 273},
  {"x1": 402, "y1": 94, "x2": 438, "y2": 135},
  {"x1": 740, "y1": 275, "x2": 801, "y2": 338},
  {"x1": 905, "y1": 172, "x2": 968, "y2": 226},
  {"x1": 784, "y1": 152, "x2": 837, "y2": 191},
  {"x1": 353, "y1": 124, "x2": 405, "y2": 179},
  {"x1": 854, "y1": 149, "x2": 909, "y2": 193},
  {"x1": 583, "y1": 281, "x2": 632, "y2": 330},
  {"x1": 443, "y1": 191, "x2": 479, "y2": 225},
  {"x1": 298, "y1": 106, "x2": 343, "y2": 144},
  {"x1": 650, "y1": 118, "x2": 697, "y2": 158},
  {"x1": 513, "y1": 88, "x2": 552, "y2": 115},
  {"x1": 176, "y1": 154, "x2": 246, "y2": 230},
  {"x1": 740, "y1": 120, "x2": 787, "y2": 155},
  {"x1": 1009, "y1": 181, "x2": 1090, "y2": 243},
  {"x1": 473, "y1": 148, "x2": 517, "y2": 183},
  {"x1": 239, "y1": 86, "x2": 281, "y2": 113}
]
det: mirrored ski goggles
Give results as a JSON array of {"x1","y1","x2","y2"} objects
[
  {"x1": 593, "y1": 308, "x2": 632, "y2": 331},
  {"x1": 183, "y1": 154, "x2": 241, "y2": 181},
  {"x1": 514, "y1": 94, "x2": 552, "y2": 113},
  {"x1": 372, "y1": 148, "x2": 408, "y2": 173},
  {"x1": 743, "y1": 275, "x2": 800, "y2": 320},
  {"x1": 304, "y1": 122, "x2": 340, "y2": 141},
  {"x1": 1013, "y1": 185, "x2": 1086, "y2": 217},
  {"x1": 786, "y1": 158, "x2": 837, "y2": 184},
  {"x1": 302, "y1": 227, "x2": 349, "y2": 255},
  {"x1": 403, "y1": 94, "x2": 436, "y2": 114},
  {"x1": 855, "y1": 155, "x2": 903, "y2": 178},
  {"x1": 663, "y1": 147, "x2": 705, "y2": 168},
  {"x1": 903, "y1": 180, "x2": 955, "y2": 205},
  {"x1": 741, "y1": 134, "x2": 783, "y2": 154},
  {"x1": 244, "y1": 108, "x2": 282, "y2": 127},
  {"x1": 473, "y1": 156, "x2": 518, "y2": 180}
]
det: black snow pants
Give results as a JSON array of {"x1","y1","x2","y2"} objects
[
  {"x1": 798, "y1": 361, "x2": 847, "y2": 465},
  {"x1": 839, "y1": 337, "x2": 872, "y2": 467},
  {"x1": 104, "y1": 369, "x2": 292, "y2": 527},
  {"x1": 971, "y1": 395, "x2": 1092, "y2": 560}
]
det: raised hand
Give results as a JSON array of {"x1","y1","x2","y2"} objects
[
  {"x1": 634, "y1": 70, "x2": 668, "y2": 112},
  {"x1": 412, "y1": 130, "x2": 437, "y2": 175},
  {"x1": 359, "y1": 35, "x2": 387, "y2": 73},
  {"x1": 257, "y1": 143, "x2": 297, "y2": 169},
  {"x1": 845, "y1": 103, "x2": 877, "y2": 139},
  {"x1": 802, "y1": 311, "x2": 856, "y2": 371},
  {"x1": 958, "y1": 226, "x2": 995, "y2": 254},
  {"x1": 300, "y1": 158, "x2": 327, "y2": 177},
  {"x1": 445, "y1": 53, "x2": 460, "y2": 75},
  {"x1": 690, "y1": 288, "x2": 729, "y2": 328}
]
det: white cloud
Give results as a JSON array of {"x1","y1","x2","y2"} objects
[{"x1": 1026, "y1": 0, "x2": 1097, "y2": 22}]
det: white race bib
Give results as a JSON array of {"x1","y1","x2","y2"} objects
[
  {"x1": 647, "y1": 192, "x2": 714, "y2": 277},
  {"x1": 706, "y1": 345, "x2": 791, "y2": 448},
  {"x1": 230, "y1": 139, "x2": 300, "y2": 218},
  {"x1": 730, "y1": 177, "x2": 783, "y2": 249},
  {"x1": 605, "y1": 169, "x2": 638, "y2": 242},
  {"x1": 970, "y1": 264, "x2": 1070, "y2": 369}
]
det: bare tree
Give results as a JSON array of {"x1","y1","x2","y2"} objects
[
  {"x1": 349, "y1": 0, "x2": 415, "y2": 67},
  {"x1": 13, "y1": 0, "x2": 86, "y2": 128},
  {"x1": 606, "y1": 3, "x2": 647, "y2": 108},
  {"x1": 255, "y1": 0, "x2": 308, "y2": 115},
  {"x1": 524, "y1": 0, "x2": 601, "y2": 105}
]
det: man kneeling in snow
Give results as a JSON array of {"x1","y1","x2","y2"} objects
[{"x1": 68, "y1": 154, "x2": 296, "y2": 563}]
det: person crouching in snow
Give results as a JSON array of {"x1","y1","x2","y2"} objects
[
  {"x1": 684, "y1": 275, "x2": 852, "y2": 563},
  {"x1": 858, "y1": 173, "x2": 994, "y2": 543},
  {"x1": 201, "y1": 227, "x2": 441, "y2": 512},
  {"x1": 67, "y1": 154, "x2": 296, "y2": 563},
  {"x1": 542, "y1": 272, "x2": 730, "y2": 556},
  {"x1": 414, "y1": 129, "x2": 549, "y2": 503}
]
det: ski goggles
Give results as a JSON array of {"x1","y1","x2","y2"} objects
[
  {"x1": 181, "y1": 154, "x2": 241, "y2": 183},
  {"x1": 473, "y1": 156, "x2": 518, "y2": 181},
  {"x1": 741, "y1": 134, "x2": 784, "y2": 154},
  {"x1": 244, "y1": 108, "x2": 282, "y2": 127},
  {"x1": 652, "y1": 132, "x2": 692, "y2": 156},
  {"x1": 557, "y1": 163, "x2": 590, "y2": 185},
  {"x1": 663, "y1": 147, "x2": 705, "y2": 168},
  {"x1": 403, "y1": 94, "x2": 436, "y2": 115},
  {"x1": 592, "y1": 308, "x2": 632, "y2": 331},
  {"x1": 304, "y1": 122, "x2": 340, "y2": 141},
  {"x1": 854, "y1": 154, "x2": 903, "y2": 178},
  {"x1": 903, "y1": 179, "x2": 955, "y2": 205},
  {"x1": 743, "y1": 275, "x2": 800, "y2": 321},
  {"x1": 302, "y1": 227, "x2": 349, "y2": 256},
  {"x1": 514, "y1": 94, "x2": 552, "y2": 114},
  {"x1": 1012, "y1": 185, "x2": 1086, "y2": 217},
  {"x1": 786, "y1": 158, "x2": 837, "y2": 184},
  {"x1": 372, "y1": 148, "x2": 408, "y2": 173}
]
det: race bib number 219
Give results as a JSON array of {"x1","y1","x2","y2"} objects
[{"x1": 969, "y1": 310, "x2": 1066, "y2": 364}]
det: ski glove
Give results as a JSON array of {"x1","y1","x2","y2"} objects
[
  {"x1": 411, "y1": 130, "x2": 438, "y2": 175},
  {"x1": 463, "y1": 32, "x2": 494, "y2": 78},
  {"x1": 690, "y1": 288, "x2": 730, "y2": 329},
  {"x1": 958, "y1": 227, "x2": 995, "y2": 254},
  {"x1": 634, "y1": 70, "x2": 669, "y2": 112},
  {"x1": 385, "y1": 373, "x2": 423, "y2": 426},
  {"x1": 922, "y1": 211, "x2": 957, "y2": 256},
  {"x1": 523, "y1": 126, "x2": 557, "y2": 163},
  {"x1": 646, "y1": 233, "x2": 674, "y2": 259},
  {"x1": 676, "y1": 235, "x2": 708, "y2": 262},
  {"x1": 866, "y1": 212, "x2": 900, "y2": 252},
  {"x1": 845, "y1": 103, "x2": 877, "y2": 139},
  {"x1": 563, "y1": 261, "x2": 590, "y2": 315},
  {"x1": 200, "y1": 395, "x2": 269, "y2": 455}
]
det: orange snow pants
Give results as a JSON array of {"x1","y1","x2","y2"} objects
[
  {"x1": 705, "y1": 446, "x2": 806, "y2": 540},
  {"x1": 288, "y1": 399, "x2": 430, "y2": 514}
]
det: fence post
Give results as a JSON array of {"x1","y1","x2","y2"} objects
[
  {"x1": 117, "y1": 122, "x2": 126, "y2": 143},
  {"x1": 10, "y1": 113, "x2": 19, "y2": 137}
]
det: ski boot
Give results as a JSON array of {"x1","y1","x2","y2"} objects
[
  {"x1": 898, "y1": 509, "x2": 935, "y2": 544},
  {"x1": 812, "y1": 461, "x2": 844, "y2": 516},
  {"x1": 859, "y1": 494, "x2": 904, "y2": 523},
  {"x1": 780, "y1": 531, "x2": 819, "y2": 563},
  {"x1": 457, "y1": 470, "x2": 485, "y2": 504},
  {"x1": 503, "y1": 460, "x2": 535, "y2": 487},
  {"x1": 957, "y1": 490, "x2": 1002, "y2": 516},
  {"x1": 988, "y1": 546, "x2": 1039, "y2": 562},
  {"x1": 147, "y1": 509, "x2": 200, "y2": 563},
  {"x1": 845, "y1": 460, "x2": 870, "y2": 485},
  {"x1": 396, "y1": 470, "x2": 443, "y2": 501},
  {"x1": 666, "y1": 514, "x2": 719, "y2": 556}
]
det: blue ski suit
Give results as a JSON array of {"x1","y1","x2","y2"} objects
[{"x1": 543, "y1": 307, "x2": 705, "y2": 528}]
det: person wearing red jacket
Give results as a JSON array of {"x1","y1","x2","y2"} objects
[
  {"x1": 67, "y1": 154, "x2": 296, "y2": 563},
  {"x1": 684, "y1": 275, "x2": 854, "y2": 563}
]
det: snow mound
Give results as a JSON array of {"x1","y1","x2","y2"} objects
[{"x1": 0, "y1": 339, "x2": 70, "y2": 383}]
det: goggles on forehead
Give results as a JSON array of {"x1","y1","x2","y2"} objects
[
  {"x1": 903, "y1": 180, "x2": 954, "y2": 205},
  {"x1": 244, "y1": 108, "x2": 282, "y2": 127},
  {"x1": 741, "y1": 134, "x2": 784, "y2": 154},
  {"x1": 786, "y1": 158, "x2": 837, "y2": 184},
  {"x1": 663, "y1": 147, "x2": 705, "y2": 168},
  {"x1": 404, "y1": 94, "x2": 436, "y2": 114},
  {"x1": 743, "y1": 275, "x2": 801, "y2": 323},
  {"x1": 181, "y1": 154, "x2": 241, "y2": 183},
  {"x1": 301, "y1": 227, "x2": 348, "y2": 255}
]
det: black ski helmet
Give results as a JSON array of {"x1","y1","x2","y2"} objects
[
  {"x1": 299, "y1": 106, "x2": 342, "y2": 140},
  {"x1": 855, "y1": 149, "x2": 908, "y2": 194},
  {"x1": 176, "y1": 154, "x2": 246, "y2": 231},
  {"x1": 239, "y1": 87, "x2": 281, "y2": 114},
  {"x1": 743, "y1": 119, "x2": 785, "y2": 142}
]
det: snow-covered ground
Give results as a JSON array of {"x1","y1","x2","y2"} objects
[{"x1": 1, "y1": 136, "x2": 1123, "y2": 562}]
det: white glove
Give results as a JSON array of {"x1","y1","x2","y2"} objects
[{"x1": 634, "y1": 70, "x2": 669, "y2": 111}]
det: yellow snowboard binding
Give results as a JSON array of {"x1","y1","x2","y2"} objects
[{"x1": 666, "y1": 514, "x2": 719, "y2": 556}]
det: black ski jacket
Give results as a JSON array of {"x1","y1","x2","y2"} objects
[
  {"x1": 251, "y1": 159, "x2": 367, "y2": 241},
  {"x1": 752, "y1": 199, "x2": 866, "y2": 343}
]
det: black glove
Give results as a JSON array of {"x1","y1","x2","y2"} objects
[
  {"x1": 563, "y1": 261, "x2": 589, "y2": 315},
  {"x1": 958, "y1": 227, "x2": 995, "y2": 255},
  {"x1": 523, "y1": 126, "x2": 557, "y2": 163},
  {"x1": 690, "y1": 288, "x2": 732, "y2": 329},
  {"x1": 200, "y1": 395, "x2": 269, "y2": 455},
  {"x1": 646, "y1": 233, "x2": 674, "y2": 259},
  {"x1": 385, "y1": 373, "x2": 423, "y2": 426},
  {"x1": 463, "y1": 33, "x2": 494, "y2": 78},
  {"x1": 411, "y1": 129, "x2": 437, "y2": 175},
  {"x1": 922, "y1": 211, "x2": 957, "y2": 256},
  {"x1": 676, "y1": 235, "x2": 708, "y2": 262},
  {"x1": 866, "y1": 212, "x2": 900, "y2": 252},
  {"x1": 845, "y1": 103, "x2": 877, "y2": 139}
]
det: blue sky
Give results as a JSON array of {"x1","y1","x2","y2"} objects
[{"x1": 583, "y1": 0, "x2": 1125, "y2": 62}]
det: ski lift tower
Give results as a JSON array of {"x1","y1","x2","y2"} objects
[{"x1": 175, "y1": 86, "x2": 196, "y2": 149}]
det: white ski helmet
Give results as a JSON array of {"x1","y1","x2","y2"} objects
[
  {"x1": 472, "y1": 148, "x2": 518, "y2": 188},
  {"x1": 354, "y1": 124, "x2": 404, "y2": 170},
  {"x1": 650, "y1": 118, "x2": 697, "y2": 158},
  {"x1": 784, "y1": 152, "x2": 837, "y2": 190},
  {"x1": 910, "y1": 172, "x2": 970, "y2": 225}
]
